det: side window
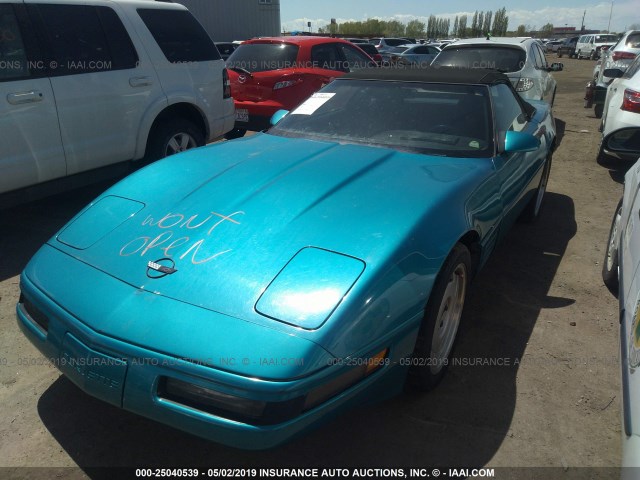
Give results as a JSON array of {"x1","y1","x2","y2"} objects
[
  {"x1": 28, "y1": 4, "x2": 136, "y2": 75},
  {"x1": 311, "y1": 43, "x2": 342, "y2": 71},
  {"x1": 96, "y1": 7, "x2": 138, "y2": 70},
  {"x1": 529, "y1": 45, "x2": 541, "y2": 68},
  {"x1": 338, "y1": 43, "x2": 372, "y2": 70},
  {"x1": 31, "y1": 4, "x2": 113, "y2": 76},
  {"x1": 0, "y1": 4, "x2": 29, "y2": 81},
  {"x1": 413, "y1": 46, "x2": 428, "y2": 54},
  {"x1": 491, "y1": 83, "x2": 527, "y2": 143},
  {"x1": 137, "y1": 9, "x2": 221, "y2": 63},
  {"x1": 535, "y1": 44, "x2": 547, "y2": 68}
]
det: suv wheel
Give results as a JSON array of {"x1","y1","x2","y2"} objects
[
  {"x1": 146, "y1": 118, "x2": 205, "y2": 161},
  {"x1": 590, "y1": 49, "x2": 597, "y2": 60},
  {"x1": 577, "y1": 49, "x2": 582, "y2": 59}
]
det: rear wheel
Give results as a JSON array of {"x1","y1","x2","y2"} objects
[
  {"x1": 145, "y1": 118, "x2": 204, "y2": 162},
  {"x1": 577, "y1": 49, "x2": 582, "y2": 59},
  {"x1": 590, "y1": 49, "x2": 597, "y2": 60},
  {"x1": 602, "y1": 198, "x2": 623, "y2": 295},
  {"x1": 406, "y1": 243, "x2": 471, "y2": 391}
]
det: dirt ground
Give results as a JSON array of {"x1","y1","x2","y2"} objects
[{"x1": 0, "y1": 57, "x2": 629, "y2": 478}]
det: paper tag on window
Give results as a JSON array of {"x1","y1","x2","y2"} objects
[{"x1": 292, "y1": 92, "x2": 335, "y2": 115}]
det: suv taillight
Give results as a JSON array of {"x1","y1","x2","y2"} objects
[
  {"x1": 612, "y1": 51, "x2": 637, "y2": 62},
  {"x1": 515, "y1": 77, "x2": 535, "y2": 92},
  {"x1": 622, "y1": 89, "x2": 640, "y2": 113},
  {"x1": 223, "y1": 69, "x2": 231, "y2": 99}
]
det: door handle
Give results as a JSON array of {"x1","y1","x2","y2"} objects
[
  {"x1": 129, "y1": 76, "x2": 152, "y2": 87},
  {"x1": 7, "y1": 90, "x2": 43, "y2": 105}
]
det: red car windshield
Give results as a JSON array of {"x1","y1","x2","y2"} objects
[{"x1": 227, "y1": 44, "x2": 300, "y2": 73}]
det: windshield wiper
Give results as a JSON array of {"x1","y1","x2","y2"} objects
[{"x1": 228, "y1": 66, "x2": 253, "y2": 77}]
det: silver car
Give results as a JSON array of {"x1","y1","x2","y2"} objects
[
  {"x1": 432, "y1": 37, "x2": 563, "y2": 106},
  {"x1": 388, "y1": 44, "x2": 441, "y2": 67}
]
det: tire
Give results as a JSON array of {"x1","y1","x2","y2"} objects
[
  {"x1": 577, "y1": 49, "x2": 582, "y2": 59},
  {"x1": 224, "y1": 128, "x2": 247, "y2": 140},
  {"x1": 557, "y1": 52, "x2": 563, "y2": 58},
  {"x1": 590, "y1": 49, "x2": 597, "y2": 60},
  {"x1": 145, "y1": 118, "x2": 204, "y2": 162},
  {"x1": 406, "y1": 243, "x2": 471, "y2": 392},
  {"x1": 594, "y1": 103, "x2": 604, "y2": 118},
  {"x1": 602, "y1": 198, "x2": 622, "y2": 296},
  {"x1": 521, "y1": 155, "x2": 552, "y2": 222}
]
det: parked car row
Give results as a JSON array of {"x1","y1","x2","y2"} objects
[{"x1": 587, "y1": 30, "x2": 640, "y2": 118}]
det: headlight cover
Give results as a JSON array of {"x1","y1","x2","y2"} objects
[{"x1": 255, "y1": 247, "x2": 365, "y2": 330}]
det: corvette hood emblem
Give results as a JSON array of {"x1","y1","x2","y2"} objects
[{"x1": 147, "y1": 258, "x2": 178, "y2": 278}]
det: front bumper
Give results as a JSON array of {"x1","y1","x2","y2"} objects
[{"x1": 16, "y1": 249, "x2": 407, "y2": 449}]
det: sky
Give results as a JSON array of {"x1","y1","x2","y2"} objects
[{"x1": 280, "y1": 0, "x2": 639, "y2": 35}]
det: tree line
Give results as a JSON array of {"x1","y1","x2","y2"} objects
[{"x1": 317, "y1": 8, "x2": 509, "y2": 38}]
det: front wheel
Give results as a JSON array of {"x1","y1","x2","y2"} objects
[
  {"x1": 602, "y1": 198, "x2": 623, "y2": 295},
  {"x1": 594, "y1": 103, "x2": 604, "y2": 118},
  {"x1": 577, "y1": 49, "x2": 582, "y2": 59},
  {"x1": 224, "y1": 128, "x2": 247, "y2": 140},
  {"x1": 406, "y1": 243, "x2": 471, "y2": 391},
  {"x1": 145, "y1": 118, "x2": 204, "y2": 162}
]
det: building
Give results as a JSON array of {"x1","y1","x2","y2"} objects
[{"x1": 178, "y1": 0, "x2": 281, "y2": 42}]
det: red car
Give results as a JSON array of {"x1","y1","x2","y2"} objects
[{"x1": 225, "y1": 36, "x2": 375, "y2": 138}]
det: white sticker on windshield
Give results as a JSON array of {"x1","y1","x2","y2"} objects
[{"x1": 292, "y1": 92, "x2": 336, "y2": 115}]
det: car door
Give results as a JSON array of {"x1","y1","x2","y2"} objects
[
  {"x1": 0, "y1": 2, "x2": 66, "y2": 195},
  {"x1": 491, "y1": 83, "x2": 547, "y2": 236},
  {"x1": 26, "y1": 2, "x2": 161, "y2": 174}
]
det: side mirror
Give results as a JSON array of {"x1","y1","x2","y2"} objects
[
  {"x1": 270, "y1": 109, "x2": 289, "y2": 126},
  {"x1": 504, "y1": 131, "x2": 540, "y2": 153},
  {"x1": 549, "y1": 62, "x2": 563, "y2": 72},
  {"x1": 604, "y1": 128, "x2": 640, "y2": 157},
  {"x1": 603, "y1": 68, "x2": 625, "y2": 79}
]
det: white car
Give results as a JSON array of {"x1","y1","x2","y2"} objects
[
  {"x1": 0, "y1": 0, "x2": 235, "y2": 207},
  {"x1": 602, "y1": 147, "x2": 640, "y2": 472},
  {"x1": 600, "y1": 55, "x2": 640, "y2": 160},
  {"x1": 576, "y1": 33, "x2": 618, "y2": 60}
]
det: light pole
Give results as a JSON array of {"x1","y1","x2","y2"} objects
[{"x1": 607, "y1": 1, "x2": 614, "y2": 33}]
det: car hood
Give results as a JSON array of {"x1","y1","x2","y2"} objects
[{"x1": 50, "y1": 133, "x2": 488, "y2": 334}]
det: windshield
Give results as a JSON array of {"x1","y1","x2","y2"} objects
[
  {"x1": 595, "y1": 35, "x2": 617, "y2": 43},
  {"x1": 433, "y1": 46, "x2": 526, "y2": 73},
  {"x1": 227, "y1": 43, "x2": 299, "y2": 73},
  {"x1": 269, "y1": 79, "x2": 493, "y2": 158}
]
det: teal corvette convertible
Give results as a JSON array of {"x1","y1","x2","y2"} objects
[{"x1": 17, "y1": 68, "x2": 556, "y2": 448}]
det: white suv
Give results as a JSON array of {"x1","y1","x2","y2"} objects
[{"x1": 0, "y1": 0, "x2": 235, "y2": 207}]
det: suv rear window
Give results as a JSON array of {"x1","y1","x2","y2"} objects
[
  {"x1": 626, "y1": 33, "x2": 640, "y2": 48},
  {"x1": 227, "y1": 44, "x2": 299, "y2": 73},
  {"x1": 383, "y1": 39, "x2": 409, "y2": 47},
  {"x1": 595, "y1": 35, "x2": 617, "y2": 43},
  {"x1": 137, "y1": 9, "x2": 220, "y2": 63},
  {"x1": 434, "y1": 46, "x2": 526, "y2": 73}
]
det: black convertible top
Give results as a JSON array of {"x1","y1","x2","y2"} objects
[{"x1": 343, "y1": 67, "x2": 511, "y2": 86}]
